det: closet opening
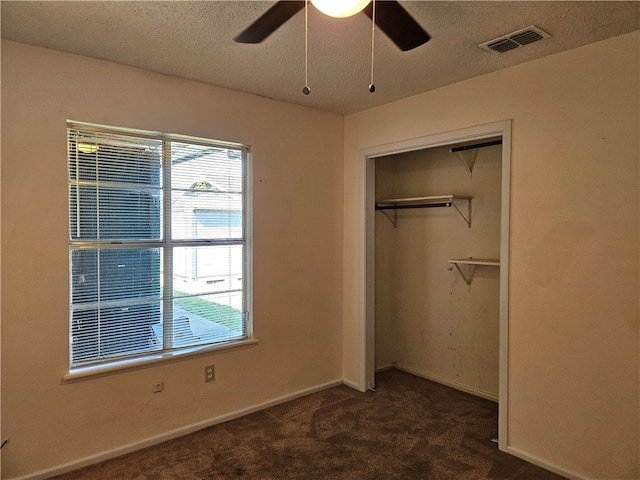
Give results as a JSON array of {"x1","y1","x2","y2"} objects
[{"x1": 359, "y1": 121, "x2": 511, "y2": 452}]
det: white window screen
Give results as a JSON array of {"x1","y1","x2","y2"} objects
[{"x1": 68, "y1": 123, "x2": 249, "y2": 369}]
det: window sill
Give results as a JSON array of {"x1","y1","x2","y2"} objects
[{"x1": 62, "y1": 338, "x2": 259, "y2": 383}]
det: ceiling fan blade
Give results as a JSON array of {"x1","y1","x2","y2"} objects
[
  {"x1": 363, "y1": 1, "x2": 431, "y2": 51},
  {"x1": 234, "y1": 1, "x2": 305, "y2": 44}
]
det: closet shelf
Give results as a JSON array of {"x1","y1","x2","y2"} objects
[
  {"x1": 375, "y1": 195, "x2": 472, "y2": 228},
  {"x1": 448, "y1": 258, "x2": 500, "y2": 267},
  {"x1": 448, "y1": 258, "x2": 500, "y2": 286},
  {"x1": 375, "y1": 195, "x2": 470, "y2": 209}
]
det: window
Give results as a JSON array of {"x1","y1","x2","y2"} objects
[{"x1": 68, "y1": 122, "x2": 251, "y2": 371}]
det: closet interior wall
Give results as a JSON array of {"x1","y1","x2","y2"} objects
[{"x1": 375, "y1": 142, "x2": 502, "y2": 400}]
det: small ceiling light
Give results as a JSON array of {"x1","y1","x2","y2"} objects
[{"x1": 310, "y1": 0, "x2": 370, "y2": 18}]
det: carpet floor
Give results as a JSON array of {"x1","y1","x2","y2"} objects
[{"x1": 52, "y1": 369, "x2": 564, "y2": 479}]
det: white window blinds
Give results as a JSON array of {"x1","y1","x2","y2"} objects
[{"x1": 68, "y1": 123, "x2": 249, "y2": 369}]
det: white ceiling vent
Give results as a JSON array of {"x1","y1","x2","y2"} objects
[{"x1": 479, "y1": 25, "x2": 551, "y2": 54}]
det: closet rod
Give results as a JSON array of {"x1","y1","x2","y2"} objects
[
  {"x1": 375, "y1": 202, "x2": 453, "y2": 211},
  {"x1": 450, "y1": 139, "x2": 502, "y2": 153}
]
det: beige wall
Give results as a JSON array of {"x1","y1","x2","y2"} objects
[
  {"x1": 1, "y1": 41, "x2": 344, "y2": 478},
  {"x1": 375, "y1": 144, "x2": 502, "y2": 400},
  {"x1": 343, "y1": 32, "x2": 639, "y2": 479}
]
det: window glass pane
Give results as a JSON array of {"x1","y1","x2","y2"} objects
[
  {"x1": 171, "y1": 143, "x2": 242, "y2": 192},
  {"x1": 68, "y1": 128, "x2": 163, "y2": 242},
  {"x1": 69, "y1": 184, "x2": 98, "y2": 240},
  {"x1": 71, "y1": 249, "x2": 98, "y2": 305},
  {"x1": 71, "y1": 248, "x2": 161, "y2": 304},
  {"x1": 173, "y1": 245, "x2": 243, "y2": 290},
  {"x1": 68, "y1": 131, "x2": 162, "y2": 187},
  {"x1": 173, "y1": 244, "x2": 246, "y2": 346},
  {"x1": 70, "y1": 248, "x2": 163, "y2": 365},
  {"x1": 94, "y1": 145, "x2": 161, "y2": 187},
  {"x1": 172, "y1": 291, "x2": 245, "y2": 346},
  {"x1": 97, "y1": 187, "x2": 161, "y2": 240},
  {"x1": 171, "y1": 143, "x2": 243, "y2": 241},
  {"x1": 71, "y1": 302, "x2": 162, "y2": 364},
  {"x1": 70, "y1": 187, "x2": 161, "y2": 241},
  {"x1": 98, "y1": 248, "x2": 162, "y2": 301}
]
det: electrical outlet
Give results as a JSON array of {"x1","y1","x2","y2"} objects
[
  {"x1": 152, "y1": 381, "x2": 163, "y2": 393},
  {"x1": 204, "y1": 365, "x2": 215, "y2": 383}
]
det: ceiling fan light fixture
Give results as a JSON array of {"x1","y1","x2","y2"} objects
[{"x1": 310, "y1": 0, "x2": 370, "y2": 18}]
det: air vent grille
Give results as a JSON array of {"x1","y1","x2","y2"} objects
[{"x1": 480, "y1": 25, "x2": 550, "y2": 54}]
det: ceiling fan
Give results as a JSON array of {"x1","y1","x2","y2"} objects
[{"x1": 234, "y1": 0, "x2": 431, "y2": 52}]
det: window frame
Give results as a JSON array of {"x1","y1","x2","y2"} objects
[{"x1": 64, "y1": 121, "x2": 255, "y2": 381}]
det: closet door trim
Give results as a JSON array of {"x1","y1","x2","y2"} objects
[{"x1": 358, "y1": 120, "x2": 511, "y2": 452}]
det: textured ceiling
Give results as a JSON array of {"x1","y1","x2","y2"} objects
[{"x1": 2, "y1": 1, "x2": 638, "y2": 115}]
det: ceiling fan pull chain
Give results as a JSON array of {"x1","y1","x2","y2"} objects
[
  {"x1": 303, "y1": 0, "x2": 311, "y2": 95},
  {"x1": 369, "y1": 0, "x2": 376, "y2": 93}
]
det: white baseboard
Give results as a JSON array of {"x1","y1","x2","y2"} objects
[
  {"x1": 393, "y1": 363, "x2": 499, "y2": 403},
  {"x1": 375, "y1": 363, "x2": 395, "y2": 373},
  {"x1": 341, "y1": 377, "x2": 362, "y2": 391},
  {"x1": 506, "y1": 445, "x2": 587, "y2": 480},
  {"x1": 13, "y1": 378, "x2": 344, "y2": 480}
]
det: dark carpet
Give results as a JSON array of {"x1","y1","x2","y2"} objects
[{"x1": 53, "y1": 369, "x2": 564, "y2": 479}]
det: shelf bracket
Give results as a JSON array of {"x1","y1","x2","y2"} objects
[
  {"x1": 451, "y1": 198, "x2": 472, "y2": 228},
  {"x1": 380, "y1": 208, "x2": 397, "y2": 228},
  {"x1": 450, "y1": 139, "x2": 503, "y2": 178},
  {"x1": 449, "y1": 262, "x2": 474, "y2": 287},
  {"x1": 456, "y1": 150, "x2": 477, "y2": 178}
]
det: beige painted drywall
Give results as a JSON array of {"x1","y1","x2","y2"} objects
[
  {"x1": 375, "y1": 144, "x2": 501, "y2": 400},
  {"x1": 343, "y1": 32, "x2": 639, "y2": 479},
  {"x1": 1, "y1": 40, "x2": 344, "y2": 478}
]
